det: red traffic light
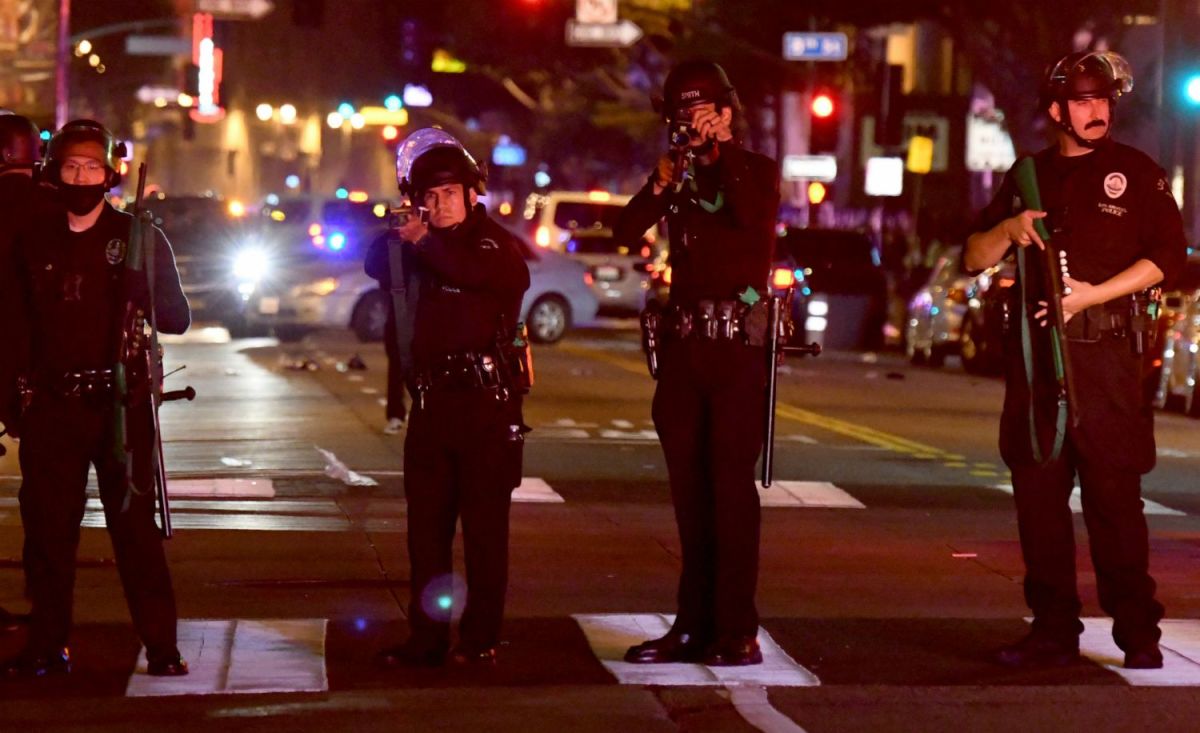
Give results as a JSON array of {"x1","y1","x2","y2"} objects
[{"x1": 811, "y1": 93, "x2": 835, "y2": 119}]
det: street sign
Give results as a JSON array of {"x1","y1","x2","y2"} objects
[
  {"x1": 782, "y1": 154, "x2": 837, "y2": 182},
  {"x1": 782, "y1": 32, "x2": 848, "y2": 62},
  {"x1": 565, "y1": 19, "x2": 644, "y2": 48},
  {"x1": 195, "y1": 0, "x2": 275, "y2": 20},
  {"x1": 126, "y1": 35, "x2": 192, "y2": 57},
  {"x1": 576, "y1": 0, "x2": 618, "y2": 25}
]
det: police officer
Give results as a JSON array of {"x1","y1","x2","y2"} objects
[
  {"x1": 0, "y1": 112, "x2": 44, "y2": 634},
  {"x1": 966, "y1": 52, "x2": 1186, "y2": 670},
  {"x1": 364, "y1": 202, "x2": 426, "y2": 434},
  {"x1": 376, "y1": 129, "x2": 530, "y2": 667},
  {"x1": 2, "y1": 120, "x2": 191, "y2": 677},
  {"x1": 616, "y1": 60, "x2": 780, "y2": 666}
]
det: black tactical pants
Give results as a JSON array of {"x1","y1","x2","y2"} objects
[
  {"x1": 402, "y1": 388, "x2": 522, "y2": 650},
  {"x1": 652, "y1": 337, "x2": 766, "y2": 641},
  {"x1": 18, "y1": 394, "x2": 178, "y2": 657},
  {"x1": 1003, "y1": 334, "x2": 1163, "y2": 651}
]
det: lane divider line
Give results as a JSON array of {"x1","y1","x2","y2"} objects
[{"x1": 726, "y1": 684, "x2": 810, "y2": 733}]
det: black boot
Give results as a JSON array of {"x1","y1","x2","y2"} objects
[
  {"x1": 995, "y1": 632, "x2": 1080, "y2": 668},
  {"x1": 702, "y1": 636, "x2": 763, "y2": 666},
  {"x1": 624, "y1": 631, "x2": 709, "y2": 664},
  {"x1": 2, "y1": 647, "x2": 71, "y2": 678},
  {"x1": 376, "y1": 639, "x2": 447, "y2": 668}
]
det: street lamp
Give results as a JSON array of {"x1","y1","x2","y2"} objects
[
  {"x1": 256, "y1": 103, "x2": 274, "y2": 121},
  {"x1": 279, "y1": 104, "x2": 297, "y2": 124}
]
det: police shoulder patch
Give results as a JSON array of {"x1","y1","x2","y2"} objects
[
  {"x1": 1103, "y1": 172, "x2": 1128, "y2": 199},
  {"x1": 105, "y1": 238, "x2": 127, "y2": 265}
]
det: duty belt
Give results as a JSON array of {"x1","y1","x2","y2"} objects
[
  {"x1": 415, "y1": 351, "x2": 504, "y2": 393},
  {"x1": 662, "y1": 299, "x2": 769, "y2": 345},
  {"x1": 37, "y1": 368, "x2": 116, "y2": 398}
]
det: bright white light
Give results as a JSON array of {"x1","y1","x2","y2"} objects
[
  {"x1": 233, "y1": 249, "x2": 270, "y2": 282},
  {"x1": 805, "y1": 316, "x2": 828, "y2": 333},
  {"x1": 807, "y1": 299, "x2": 829, "y2": 317},
  {"x1": 285, "y1": 174, "x2": 301, "y2": 189},
  {"x1": 237, "y1": 281, "x2": 256, "y2": 297},
  {"x1": 88, "y1": 53, "x2": 101, "y2": 67},
  {"x1": 403, "y1": 84, "x2": 433, "y2": 108},
  {"x1": 77, "y1": 39, "x2": 92, "y2": 56},
  {"x1": 177, "y1": 93, "x2": 195, "y2": 108},
  {"x1": 326, "y1": 112, "x2": 344, "y2": 129},
  {"x1": 279, "y1": 104, "x2": 297, "y2": 124},
  {"x1": 534, "y1": 171, "x2": 551, "y2": 188},
  {"x1": 255, "y1": 103, "x2": 273, "y2": 121},
  {"x1": 865, "y1": 156, "x2": 904, "y2": 197},
  {"x1": 350, "y1": 113, "x2": 365, "y2": 130}
]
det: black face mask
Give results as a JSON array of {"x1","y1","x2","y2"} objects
[{"x1": 60, "y1": 183, "x2": 107, "y2": 215}]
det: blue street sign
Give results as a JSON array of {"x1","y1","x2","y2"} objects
[{"x1": 782, "y1": 32, "x2": 848, "y2": 62}]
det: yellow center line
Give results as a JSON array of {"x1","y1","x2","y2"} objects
[{"x1": 559, "y1": 343, "x2": 958, "y2": 462}]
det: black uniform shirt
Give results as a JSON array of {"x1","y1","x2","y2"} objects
[
  {"x1": 615, "y1": 142, "x2": 780, "y2": 306},
  {"x1": 975, "y1": 140, "x2": 1187, "y2": 293},
  {"x1": 408, "y1": 204, "x2": 530, "y2": 369},
  {"x1": 16, "y1": 202, "x2": 190, "y2": 374}
]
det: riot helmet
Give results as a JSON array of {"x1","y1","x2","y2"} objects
[
  {"x1": 44, "y1": 119, "x2": 127, "y2": 189},
  {"x1": 395, "y1": 127, "x2": 486, "y2": 200},
  {"x1": 1040, "y1": 51, "x2": 1133, "y2": 145},
  {"x1": 0, "y1": 112, "x2": 42, "y2": 172},
  {"x1": 657, "y1": 60, "x2": 741, "y2": 121}
]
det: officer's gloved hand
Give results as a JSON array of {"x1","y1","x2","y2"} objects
[{"x1": 652, "y1": 154, "x2": 676, "y2": 193}]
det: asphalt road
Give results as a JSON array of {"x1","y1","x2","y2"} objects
[{"x1": 2, "y1": 323, "x2": 1200, "y2": 732}]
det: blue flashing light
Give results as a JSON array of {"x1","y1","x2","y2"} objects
[
  {"x1": 437, "y1": 595, "x2": 452, "y2": 610},
  {"x1": 265, "y1": 193, "x2": 280, "y2": 206},
  {"x1": 328, "y1": 231, "x2": 347, "y2": 251},
  {"x1": 492, "y1": 138, "x2": 527, "y2": 167},
  {"x1": 285, "y1": 174, "x2": 301, "y2": 189},
  {"x1": 533, "y1": 170, "x2": 551, "y2": 188},
  {"x1": 335, "y1": 187, "x2": 349, "y2": 199},
  {"x1": 801, "y1": 287, "x2": 812, "y2": 296},
  {"x1": 793, "y1": 268, "x2": 805, "y2": 281},
  {"x1": 930, "y1": 306, "x2": 941, "y2": 316},
  {"x1": 1185, "y1": 76, "x2": 1200, "y2": 106},
  {"x1": 39, "y1": 129, "x2": 51, "y2": 141},
  {"x1": 384, "y1": 94, "x2": 402, "y2": 111},
  {"x1": 337, "y1": 102, "x2": 355, "y2": 118}
]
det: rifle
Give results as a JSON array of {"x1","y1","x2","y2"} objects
[
  {"x1": 113, "y1": 162, "x2": 195, "y2": 538},
  {"x1": 762, "y1": 291, "x2": 820, "y2": 487},
  {"x1": 1012, "y1": 157, "x2": 1078, "y2": 464}
]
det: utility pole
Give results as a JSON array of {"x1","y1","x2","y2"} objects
[{"x1": 56, "y1": 0, "x2": 70, "y2": 129}]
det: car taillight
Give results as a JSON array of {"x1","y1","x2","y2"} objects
[
  {"x1": 536, "y1": 226, "x2": 551, "y2": 248},
  {"x1": 583, "y1": 271, "x2": 594, "y2": 286},
  {"x1": 771, "y1": 267, "x2": 795, "y2": 290}
]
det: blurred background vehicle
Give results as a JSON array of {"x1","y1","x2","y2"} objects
[
  {"x1": 230, "y1": 195, "x2": 392, "y2": 340},
  {"x1": 956, "y1": 262, "x2": 1015, "y2": 375},
  {"x1": 523, "y1": 190, "x2": 633, "y2": 251},
  {"x1": 251, "y1": 224, "x2": 598, "y2": 345},
  {"x1": 904, "y1": 246, "x2": 969, "y2": 367},
  {"x1": 776, "y1": 227, "x2": 888, "y2": 351},
  {"x1": 564, "y1": 228, "x2": 662, "y2": 317},
  {"x1": 1152, "y1": 257, "x2": 1200, "y2": 414}
]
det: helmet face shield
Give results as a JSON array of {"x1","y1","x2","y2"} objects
[
  {"x1": 45, "y1": 119, "x2": 126, "y2": 188},
  {"x1": 395, "y1": 127, "x2": 485, "y2": 199},
  {"x1": 660, "y1": 60, "x2": 738, "y2": 121},
  {"x1": 1045, "y1": 51, "x2": 1134, "y2": 102}
]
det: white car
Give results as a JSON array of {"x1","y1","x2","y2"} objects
[{"x1": 244, "y1": 230, "x2": 599, "y2": 344}]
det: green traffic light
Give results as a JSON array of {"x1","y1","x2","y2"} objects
[{"x1": 1186, "y1": 75, "x2": 1200, "y2": 106}]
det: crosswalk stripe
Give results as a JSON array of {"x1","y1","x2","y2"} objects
[
  {"x1": 514, "y1": 477, "x2": 565, "y2": 503},
  {"x1": 168, "y1": 478, "x2": 276, "y2": 498},
  {"x1": 126, "y1": 619, "x2": 328, "y2": 697},
  {"x1": 757, "y1": 481, "x2": 866, "y2": 509},
  {"x1": 991, "y1": 484, "x2": 1185, "y2": 516},
  {"x1": 1078, "y1": 618, "x2": 1200, "y2": 685},
  {"x1": 572, "y1": 613, "x2": 819, "y2": 687}
]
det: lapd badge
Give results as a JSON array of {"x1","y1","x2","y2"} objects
[
  {"x1": 106, "y1": 238, "x2": 127, "y2": 265},
  {"x1": 1103, "y1": 172, "x2": 1127, "y2": 199}
]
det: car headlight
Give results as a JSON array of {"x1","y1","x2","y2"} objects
[
  {"x1": 232, "y1": 248, "x2": 270, "y2": 282},
  {"x1": 291, "y1": 277, "x2": 340, "y2": 297}
]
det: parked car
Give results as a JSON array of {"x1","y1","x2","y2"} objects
[
  {"x1": 776, "y1": 227, "x2": 888, "y2": 351},
  {"x1": 1152, "y1": 257, "x2": 1200, "y2": 414},
  {"x1": 254, "y1": 227, "x2": 599, "y2": 345},
  {"x1": 905, "y1": 247, "x2": 971, "y2": 367},
  {"x1": 564, "y1": 228, "x2": 661, "y2": 316},
  {"x1": 958, "y1": 261, "x2": 1015, "y2": 375}
]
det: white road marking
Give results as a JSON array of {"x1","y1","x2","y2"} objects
[
  {"x1": 572, "y1": 613, "x2": 819, "y2": 687},
  {"x1": 727, "y1": 684, "x2": 810, "y2": 733},
  {"x1": 1075, "y1": 618, "x2": 1200, "y2": 685},
  {"x1": 612, "y1": 419, "x2": 635, "y2": 429},
  {"x1": 780, "y1": 434, "x2": 819, "y2": 444},
  {"x1": 599, "y1": 429, "x2": 660, "y2": 441},
  {"x1": 551, "y1": 418, "x2": 599, "y2": 428},
  {"x1": 126, "y1": 619, "x2": 327, "y2": 697},
  {"x1": 513, "y1": 478, "x2": 564, "y2": 503},
  {"x1": 757, "y1": 481, "x2": 866, "y2": 509},
  {"x1": 991, "y1": 484, "x2": 1184, "y2": 516},
  {"x1": 360, "y1": 387, "x2": 379, "y2": 395},
  {"x1": 346, "y1": 375, "x2": 364, "y2": 382},
  {"x1": 531, "y1": 428, "x2": 592, "y2": 440},
  {"x1": 168, "y1": 478, "x2": 275, "y2": 498},
  {"x1": 158, "y1": 327, "x2": 231, "y2": 345}
]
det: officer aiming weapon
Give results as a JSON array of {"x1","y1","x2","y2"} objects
[
  {"x1": 762, "y1": 291, "x2": 820, "y2": 487},
  {"x1": 1012, "y1": 156, "x2": 1079, "y2": 464},
  {"x1": 113, "y1": 162, "x2": 195, "y2": 538}
]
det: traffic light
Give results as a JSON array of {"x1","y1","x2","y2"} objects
[{"x1": 810, "y1": 90, "x2": 839, "y2": 153}]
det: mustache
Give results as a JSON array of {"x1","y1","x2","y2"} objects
[{"x1": 1085, "y1": 119, "x2": 1107, "y2": 130}]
